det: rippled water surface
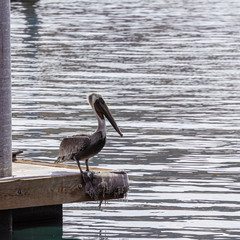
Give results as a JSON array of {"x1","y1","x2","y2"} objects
[{"x1": 11, "y1": 0, "x2": 240, "y2": 239}]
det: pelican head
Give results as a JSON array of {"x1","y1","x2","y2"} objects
[{"x1": 88, "y1": 93, "x2": 123, "y2": 137}]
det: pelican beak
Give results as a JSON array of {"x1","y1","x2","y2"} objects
[{"x1": 95, "y1": 98, "x2": 123, "y2": 137}]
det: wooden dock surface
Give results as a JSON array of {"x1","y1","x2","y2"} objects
[{"x1": 0, "y1": 160, "x2": 129, "y2": 211}]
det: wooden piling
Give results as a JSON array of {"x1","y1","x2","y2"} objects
[
  {"x1": 0, "y1": 0, "x2": 12, "y2": 233},
  {"x1": 0, "y1": 0, "x2": 12, "y2": 178}
]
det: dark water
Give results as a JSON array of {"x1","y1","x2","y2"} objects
[{"x1": 11, "y1": 0, "x2": 240, "y2": 239}]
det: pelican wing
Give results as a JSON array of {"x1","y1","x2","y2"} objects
[{"x1": 56, "y1": 135, "x2": 91, "y2": 163}]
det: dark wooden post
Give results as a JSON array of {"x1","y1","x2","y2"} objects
[
  {"x1": 0, "y1": 0, "x2": 12, "y2": 178},
  {"x1": 0, "y1": 0, "x2": 12, "y2": 234}
]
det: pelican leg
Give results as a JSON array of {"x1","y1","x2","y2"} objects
[
  {"x1": 75, "y1": 157, "x2": 83, "y2": 174},
  {"x1": 85, "y1": 159, "x2": 89, "y2": 171},
  {"x1": 98, "y1": 200, "x2": 103, "y2": 209}
]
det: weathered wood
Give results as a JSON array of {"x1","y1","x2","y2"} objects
[
  {"x1": 0, "y1": 0, "x2": 12, "y2": 178},
  {"x1": 13, "y1": 158, "x2": 110, "y2": 171},
  {"x1": 0, "y1": 161, "x2": 129, "y2": 211},
  {"x1": 82, "y1": 170, "x2": 129, "y2": 200},
  {"x1": 0, "y1": 0, "x2": 12, "y2": 232}
]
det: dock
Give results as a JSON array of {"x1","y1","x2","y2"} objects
[
  {"x1": 0, "y1": 159, "x2": 129, "y2": 231},
  {"x1": 0, "y1": 159, "x2": 128, "y2": 210}
]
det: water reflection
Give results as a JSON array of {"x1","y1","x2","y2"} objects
[
  {"x1": 11, "y1": 0, "x2": 240, "y2": 239},
  {"x1": 13, "y1": 225, "x2": 63, "y2": 240}
]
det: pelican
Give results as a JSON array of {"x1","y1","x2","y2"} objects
[{"x1": 55, "y1": 93, "x2": 123, "y2": 173}]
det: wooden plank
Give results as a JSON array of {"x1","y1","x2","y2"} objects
[
  {"x1": 0, "y1": 174, "x2": 82, "y2": 210},
  {"x1": 13, "y1": 158, "x2": 111, "y2": 172},
  {"x1": 0, "y1": 161, "x2": 129, "y2": 211}
]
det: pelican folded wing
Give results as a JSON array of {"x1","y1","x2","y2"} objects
[{"x1": 56, "y1": 135, "x2": 91, "y2": 163}]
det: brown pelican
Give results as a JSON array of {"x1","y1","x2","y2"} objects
[{"x1": 55, "y1": 93, "x2": 123, "y2": 173}]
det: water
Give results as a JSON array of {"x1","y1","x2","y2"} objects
[{"x1": 10, "y1": 0, "x2": 240, "y2": 239}]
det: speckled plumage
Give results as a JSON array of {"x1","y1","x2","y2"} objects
[{"x1": 56, "y1": 131, "x2": 106, "y2": 163}]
